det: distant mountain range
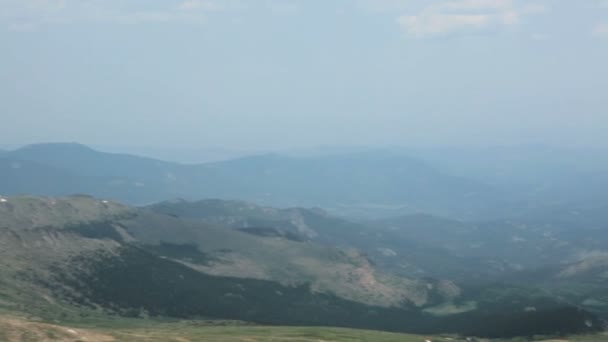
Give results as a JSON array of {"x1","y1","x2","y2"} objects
[
  {"x1": 0, "y1": 143, "x2": 505, "y2": 218},
  {"x1": 3, "y1": 142, "x2": 608, "y2": 220}
]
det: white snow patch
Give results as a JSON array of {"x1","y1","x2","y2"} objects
[
  {"x1": 102, "y1": 200, "x2": 109, "y2": 204},
  {"x1": 0, "y1": 198, "x2": 7, "y2": 203}
]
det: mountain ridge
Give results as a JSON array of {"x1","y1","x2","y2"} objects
[{"x1": 1, "y1": 142, "x2": 500, "y2": 218}]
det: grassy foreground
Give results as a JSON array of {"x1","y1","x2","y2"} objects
[
  {"x1": 1, "y1": 313, "x2": 607, "y2": 342},
  {"x1": 0, "y1": 313, "x2": 441, "y2": 342}
]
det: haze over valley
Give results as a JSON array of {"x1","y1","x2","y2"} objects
[
  {"x1": 2, "y1": 0, "x2": 608, "y2": 341},
  {"x1": 1, "y1": 143, "x2": 608, "y2": 340}
]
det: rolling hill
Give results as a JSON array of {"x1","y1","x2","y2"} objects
[
  {"x1": 146, "y1": 199, "x2": 505, "y2": 280},
  {"x1": 0, "y1": 195, "x2": 600, "y2": 338},
  {"x1": 1, "y1": 143, "x2": 500, "y2": 218},
  {"x1": 4, "y1": 143, "x2": 608, "y2": 220},
  {"x1": 147, "y1": 198, "x2": 608, "y2": 284},
  {"x1": 146, "y1": 198, "x2": 608, "y2": 321},
  {"x1": 0, "y1": 195, "x2": 442, "y2": 309}
]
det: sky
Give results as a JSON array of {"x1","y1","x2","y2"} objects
[{"x1": 1, "y1": 0, "x2": 607, "y2": 150}]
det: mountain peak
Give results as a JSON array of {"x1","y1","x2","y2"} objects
[{"x1": 14, "y1": 142, "x2": 97, "y2": 154}]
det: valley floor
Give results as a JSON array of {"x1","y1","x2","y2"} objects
[
  {"x1": 0, "y1": 313, "x2": 443, "y2": 342},
  {"x1": 1, "y1": 313, "x2": 607, "y2": 342}
]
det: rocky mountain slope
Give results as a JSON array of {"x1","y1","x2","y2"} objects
[
  {"x1": 0, "y1": 195, "x2": 600, "y2": 337},
  {"x1": 146, "y1": 198, "x2": 608, "y2": 320},
  {"x1": 0, "y1": 195, "x2": 443, "y2": 308}
]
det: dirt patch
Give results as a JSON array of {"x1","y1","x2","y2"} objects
[{"x1": 0, "y1": 314, "x2": 115, "y2": 342}]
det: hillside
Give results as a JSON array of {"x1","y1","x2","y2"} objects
[
  {"x1": 1, "y1": 143, "x2": 500, "y2": 217},
  {"x1": 0, "y1": 158, "x2": 93, "y2": 196},
  {"x1": 373, "y1": 209, "x2": 608, "y2": 318},
  {"x1": 404, "y1": 146, "x2": 608, "y2": 211},
  {"x1": 146, "y1": 200, "x2": 501, "y2": 280},
  {"x1": 147, "y1": 198, "x2": 364, "y2": 242},
  {"x1": 147, "y1": 198, "x2": 608, "y2": 320},
  {"x1": 6, "y1": 143, "x2": 608, "y2": 221},
  {"x1": 0, "y1": 195, "x2": 441, "y2": 309},
  {"x1": 148, "y1": 199, "x2": 608, "y2": 285},
  {"x1": 0, "y1": 195, "x2": 600, "y2": 338}
]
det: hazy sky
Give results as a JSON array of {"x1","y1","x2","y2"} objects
[{"x1": 1, "y1": 0, "x2": 607, "y2": 150}]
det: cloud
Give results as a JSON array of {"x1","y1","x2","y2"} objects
[
  {"x1": 113, "y1": 11, "x2": 206, "y2": 25},
  {"x1": 0, "y1": 0, "x2": 231, "y2": 31},
  {"x1": 1, "y1": 0, "x2": 548, "y2": 34},
  {"x1": 399, "y1": 13, "x2": 490, "y2": 36},
  {"x1": 2, "y1": 0, "x2": 70, "y2": 31},
  {"x1": 434, "y1": 0, "x2": 513, "y2": 11},
  {"x1": 530, "y1": 33, "x2": 549, "y2": 41},
  {"x1": 501, "y1": 10, "x2": 519, "y2": 25},
  {"x1": 267, "y1": 1, "x2": 301, "y2": 16},
  {"x1": 592, "y1": 23, "x2": 608, "y2": 36},
  {"x1": 356, "y1": 0, "x2": 410, "y2": 12},
  {"x1": 7, "y1": 22, "x2": 38, "y2": 32},
  {"x1": 396, "y1": 0, "x2": 548, "y2": 38},
  {"x1": 521, "y1": 4, "x2": 546, "y2": 14},
  {"x1": 178, "y1": 0, "x2": 223, "y2": 11}
]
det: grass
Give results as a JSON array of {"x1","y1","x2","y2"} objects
[
  {"x1": 0, "y1": 313, "x2": 440, "y2": 342},
  {"x1": 108, "y1": 325, "x2": 435, "y2": 342},
  {"x1": 2, "y1": 309, "x2": 608, "y2": 342}
]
